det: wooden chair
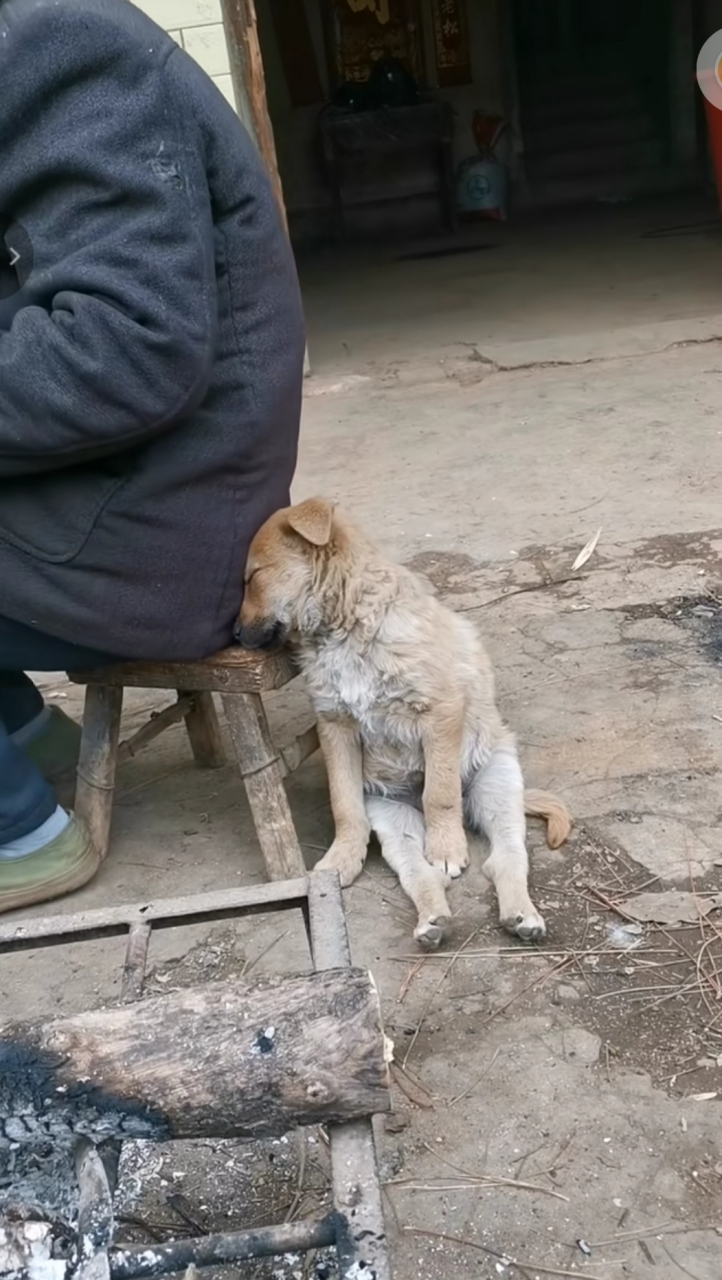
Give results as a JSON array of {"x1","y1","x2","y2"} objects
[{"x1": 67, "y1": 647, "x2": 319, "y2": 882}]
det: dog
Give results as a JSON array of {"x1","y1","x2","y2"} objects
[{"x1": 235, "y1": 498, "x2": 571, "y2": 948}]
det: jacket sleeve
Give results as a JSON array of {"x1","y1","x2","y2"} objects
[{"x1": 0, "y1": 6, "x2": 218, "y2": 476}]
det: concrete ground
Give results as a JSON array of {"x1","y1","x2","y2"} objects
[
  {"x1": 4, "y1": 200, "x2": 722, "y2": 1279},
  {"x1": 299, "y1": 192, "x2": 722, "y2": 376}
]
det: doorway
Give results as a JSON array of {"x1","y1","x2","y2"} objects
[{"x1": 511, "y1": 0, "x2": 674, "y2": 204}]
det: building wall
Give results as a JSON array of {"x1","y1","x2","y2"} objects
[{"x1": 131, "y1": 0, "x2": 237, "y2": 112}]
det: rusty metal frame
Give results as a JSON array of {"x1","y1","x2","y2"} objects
[{"x1": 0, "y1": 872, "x2": 390, "y2": 1280}]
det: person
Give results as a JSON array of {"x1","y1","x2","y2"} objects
[{"x1": 0, "y1": 0, "x2": 305, "y2": 914}]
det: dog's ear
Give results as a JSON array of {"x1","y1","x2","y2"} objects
[{"x1": 286, "y1": 497, "x2": 335, "y2": 547}]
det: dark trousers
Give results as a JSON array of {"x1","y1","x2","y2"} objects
[{"x1": 0, "y1": 615, "x2": 119, "y2": 843}]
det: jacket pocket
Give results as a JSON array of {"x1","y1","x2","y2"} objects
[{"x1": 0, "y1": 461, "x2": 130, "y2": 564}]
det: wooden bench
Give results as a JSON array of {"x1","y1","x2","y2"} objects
[{"x1": 67, "y1": 646, "x2": 319, "y2": 882}]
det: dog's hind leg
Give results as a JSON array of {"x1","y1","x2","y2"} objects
[
  {"x1": 366, "y1": 795, "x2": 452, "y2": 950},
  {"x1": 465, "y1": 745, "x2": 546, "y2": 943}
]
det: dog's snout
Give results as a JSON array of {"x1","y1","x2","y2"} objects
[{"x1": 234, "y1": 618, "x2": 287, "y2": 650}]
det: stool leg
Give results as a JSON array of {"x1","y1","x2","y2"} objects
[
  {"x1": 74, "y1": 684, "x2": 123, "y2": 860},
  {"x1": 183, "y1": 691, "x2": 226, "y2": 768},
  {"x1": 221, "y1": 691, "x2": 306, "y2": 881}
]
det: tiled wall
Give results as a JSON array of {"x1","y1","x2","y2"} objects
[{"x1": 131, "y1": 0, "x2": 237, "y2": 111}]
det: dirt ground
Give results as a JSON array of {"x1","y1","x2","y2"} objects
[{"x1": 4, "y1": 269, "x2": 722, "y2": 1278}]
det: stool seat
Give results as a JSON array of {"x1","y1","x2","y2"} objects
[
  {"x1": 71, "y1": 644, "x2": 297, "y2": 693},
  {"x1": 67, "y1": 645, "x2": 317, "y2": 884}
]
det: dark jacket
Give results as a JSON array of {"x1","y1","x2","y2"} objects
[{"x1": 0, "y1": 0, "x2": 304, "y2": 660}]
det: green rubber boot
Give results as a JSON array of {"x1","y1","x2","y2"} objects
[{"x1": 0, "y1": 815, "x2": 99, "y2": 915}]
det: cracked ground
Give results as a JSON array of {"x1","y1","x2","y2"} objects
[{"x1": 4, "y1": 337, "x2": 722, "y2": 1278}]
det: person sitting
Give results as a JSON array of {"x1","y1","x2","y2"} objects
[{"x1": 0, "y1": 0, "x2": 304, "y2": 914}]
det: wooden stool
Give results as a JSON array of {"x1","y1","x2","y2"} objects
[{"x1": 67, "y1": 647, "x2": 319, "y2": 882}]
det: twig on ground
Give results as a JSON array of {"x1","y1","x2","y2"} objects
[
  {"x1": 404, "y1": 1226, "x2": 606, "y2": 1279},
  {"x1": 382, "y1": 1184, "x2": 402, "y2": 1235},
  {"x1": 241, "y1": 930, "x2": 289, "y2": 978},
  {"x1": 546, "y1": 1129, "x2": 577, "y2": 1177},
  {"x1": 589, "y1": 858, "x2": 627, "y2": 892},
  {"x1": 420, "y1": 1142, "x2": 486, "y2": 1179},
  {"x1": 687, "y1": 850, "x2": 722, "y2": 1014},
  {"x1": 663, "y1": 1061, "x2": 700, "y2": 1083},
  {"x1": 117, "y1": 766, "x2": 186, "y2": 797},
  {"x1": 116, "y1": 1213, "x2": 176, "y2": 1242},
  {"x1": 572, "y1": 951, "x2": 595, "y2": 992},
  {"x1": 388, "y1": 946, "x2": 676, "y2": 962},
  {"x1": 483, "y1": 956, "x2": 570, "y2": 1025},
  {"x1": 284, "y1": 1131, "x2": 308, "y2": 1223},
  {"x1": 593, "y1": 843, "x2": 637, "y2": 877},
  {"x1": 352, "y1": 878, "x2": 415, "y2": 919},
  {"x1": 390, "y1": 1062, "x2": 434, "y2": 1108},
  {"x1": 166, "y1": 1194, "x2": 208, "y2": 1236},
  {"x1": 661, "y1": 1241, "x2": 704, "y2": 1280},
  {"x1": 512, "y1": 1139, "x2": 550, "y2": 1178},
  {"x1": 589, "y1": 1221, "x2": 721, "y2": 1248},
  {"x1": 592, "y1": 983, "x2": 691, "y2": 1001},
  {"x1": 631, "y1": 979, "x2": 705, "y2": 1015},
  {"x1": 582, "y1": 886, "x2": 641, "y2": 923},
  {"x1": 448, "y1": 1047, "x2": 501, "y2": 1106},
  {"x1": 391, "y1": 1176, "x2": 569, "y2": 1200},
  {"x1": 412, "y1": 1141, "x2": 569, "y2": 1200},
  {"x1": 394, "y1": 1163, "x2": 569, "y2": 1201},
  {"x1": 397, "y1": 956, "x2": 427, "y2": 1003},
  {"x1": 616, "y1": 873, "x2": 662, "y2": 897},
  {"x1": 402, "y1": 927, "x2": 479, "y2": 1066},
  {"x1": 454, "y1": 573, "x2": 588, "y2": 614},
  {"x1": 656, "y1": 924, "x2": 709, "y2": 980}
]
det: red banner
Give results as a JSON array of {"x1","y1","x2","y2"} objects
[{"x1": 430, "y1": 0, "x2": 471, "y2": 87}]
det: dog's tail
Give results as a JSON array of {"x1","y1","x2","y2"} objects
[{"x1": 524, "y1": 789, "x2": 572, "y2": 850}]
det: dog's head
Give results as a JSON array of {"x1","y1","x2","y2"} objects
[{"x1": 234, "y1": 498, "x2": 338, "y2": 649}]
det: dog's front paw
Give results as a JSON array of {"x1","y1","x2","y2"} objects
[
  {"x1": 500, "y1": 907, "x2": 546, "y2": 944},
  {"x1": 414, "y1": 914, "x2": 450, "y2": 951},
  {"x1": 314, "y1": 840, "x2": 367, "y2": 887},
  {"x1": 425, "y1": 831, "x2": 470, "y2": 880}
]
